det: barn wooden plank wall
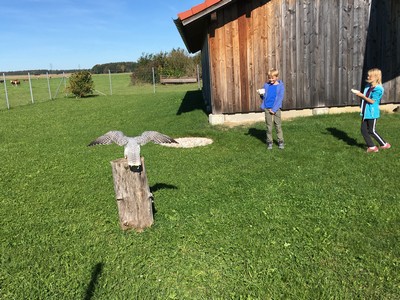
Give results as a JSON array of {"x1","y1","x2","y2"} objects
[
  {"x1": 364, "y1": 0, "x2": 400, "y2": 103},
  {"x1": 206, "y1": 0, "x2": 399, "y2": 114}
]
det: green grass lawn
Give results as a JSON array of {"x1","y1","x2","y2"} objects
[
  {"x1": 0, "y1": 72, "x2": 198, "y2": 109},
  {"x1": 0, "y1": 84, "x2": 399, "y2": 299}
]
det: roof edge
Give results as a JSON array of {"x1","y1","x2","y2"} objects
[
  {"x1": 174, "y1": 0, "x2": 236, "y2": 53},
  {"x1": 173, "y1": 18, "x2": 198, "y2": 54},
  {"x1": 178, "y1": 0, "x2": 221, "y2": 21},
  {"x1": 178, "y1": 0, "x2": 234, "y2": 25}
]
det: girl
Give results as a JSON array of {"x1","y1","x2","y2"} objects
[{"x1": 354, "y1": 68, "x2": 391, "y2": 152}]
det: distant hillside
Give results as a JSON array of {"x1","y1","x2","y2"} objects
[
  {"x1": 2, "y1": 69, "x2": 88, "y2": 76},
  {"x1": 2, "y1": 62, "x2": 136, "y2": 76}
]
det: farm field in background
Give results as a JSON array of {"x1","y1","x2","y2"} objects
[
  {"x1": 1, "y1": 84, "x2": 399, "y2": 299},
  {"x1": 0, "y1": 72, "x2": 200, "y2": 110}
]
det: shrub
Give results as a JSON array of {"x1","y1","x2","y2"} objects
[
  {"x1": 130, "y1": 48, "x2": 201, "y2": 85},
  {"x1": 67, "y1": 71, "x2": 94, "y2": 97}
]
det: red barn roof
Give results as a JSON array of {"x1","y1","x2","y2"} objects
[
  {"x1": 178, "y1": 0, "x2": 222, "y2": 21},
  {"x1": 175, "y1": 0, "x2": 234, "y2": 53}
]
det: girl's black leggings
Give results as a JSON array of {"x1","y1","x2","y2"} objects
[{"x1": 361, "y1": 118, "x2": 386, "y2": 147}]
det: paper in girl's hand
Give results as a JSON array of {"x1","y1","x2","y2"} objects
[
  {"x1": 257, "y1": 88, "x2": 265, "y2": 95},
  {"x1": 351, "y1": 89, "x2": 360, "y2": 94}
]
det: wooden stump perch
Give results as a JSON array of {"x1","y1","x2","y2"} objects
[{"x1": 110, "y1": 157, "x2": 153, "y2": 231}]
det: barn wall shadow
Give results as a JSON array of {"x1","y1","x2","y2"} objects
[
  {"x1": 176, "y1": 90, "x2": 208, "y2": 115},
  {"x1": 362, "y1": 0, "x2": 400, "y2": 88}
]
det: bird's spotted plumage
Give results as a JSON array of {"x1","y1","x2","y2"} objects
[{"x1": 88, "y1": 131, "x2": 177, "y2": 166}]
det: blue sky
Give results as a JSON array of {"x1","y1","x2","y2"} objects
[{"x1": 1, "y1": 0, "x2": 202, "y2": 72}]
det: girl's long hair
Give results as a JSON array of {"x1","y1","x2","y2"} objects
[{"x1": 367, "y1": 68, "x2": 382, "y2": 85}]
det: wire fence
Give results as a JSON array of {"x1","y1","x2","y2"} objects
[{"x1": 0, "y1": 69, "x2": 201, "y2": 111}]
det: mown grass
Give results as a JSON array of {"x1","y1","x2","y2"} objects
[
  {"x1": 0, "y1": 72, "x2": 199, "y2": 109},
  {"x1": 0, "y1": 84, "x2": 399, "y2": 299}
]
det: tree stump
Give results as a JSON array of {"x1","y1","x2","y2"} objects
[{"x1": 110, "y1": 157, "x2": 153, "y2": 231}]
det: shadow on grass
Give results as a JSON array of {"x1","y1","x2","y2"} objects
[
  {"x1": 150, "y1": 183, "x2": 178, "y2": 215},
  {"x1": 66, "y1": 94, "x2": 100, "y2": 99},
  {"x1": 246, "y1": 128, "x2": 266, "y2": 144},
  {"x1": 151, "y1": 183, "x2": 178, "y2": 193},
  {"x1": 177, "y1": 90, "x2": 208, "y2": 115},
  {"x1": 326, "y1": 127, "x2": 365, "y2": 149},
  {"x1": 84, "y1": 262, "x2": 103, "y2": 300}
]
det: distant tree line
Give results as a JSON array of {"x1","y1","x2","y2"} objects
[
  {"x1": 2, "y1": 69, "x2": 87, "y2": 76},
  {"x1": 2, "y1": 64, "x2": 134, "y2": 76},
  {"x1": 2, "y1": 48, "x2": 200, "y2": 85},
  {"x1": 91, "y1": 62, "x2": 137, "y2": 74}
]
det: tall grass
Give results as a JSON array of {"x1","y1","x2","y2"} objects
[{"x1": 0, "y1": 85, "x2": 399, "y2": 299}]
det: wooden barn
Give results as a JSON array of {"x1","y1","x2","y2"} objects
[{"x1": 175, "y1": 0, "x2": 400, "y2": 123}]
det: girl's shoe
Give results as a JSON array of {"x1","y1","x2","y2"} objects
[
  {"x1": 380, "y1": 143, "x2": 391, "y2": 149},
  {"x1": 367, "y1": 146, "x2": 379, "y2": 153}
]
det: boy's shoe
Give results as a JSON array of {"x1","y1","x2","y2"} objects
[
  {"x1": 267, "y1": 143, "x2": 273, "y2": 150},
  {"x1": 366, "y1": 146, "x2": 379, "y2": 153},
  {"x1": 380, "y1": 143, "x2": 391, "y2": 149},
  {"x1": 278, "y1": 142, "x2": 285, "y2": 149}
]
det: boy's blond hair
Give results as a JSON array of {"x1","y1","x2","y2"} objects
[
  {"x1": 268, "y1": 68, "x2": 279, "y2": 77},
  {"x1": 367, "y1": 68, "x2": 382, "y2": 85}
]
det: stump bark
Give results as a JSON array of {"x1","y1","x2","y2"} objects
[{"x1": 110, "y1": 157, "x2": 153, "y2": 231}]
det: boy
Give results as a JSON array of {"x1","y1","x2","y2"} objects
[{"x1": 259, "y1": 68, "x2": 285, "y2": 149}]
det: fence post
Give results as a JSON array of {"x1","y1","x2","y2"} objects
[
  {"x1": 3, "y1": 73, "x2": 10, "y2": 110},
  {"x1": 108, "y1": 70, "x2": 113, "y2": 95},
  {"x1": 28, "y1": 72, "x2": 34, "y2": 104},
  {"x1": 46, "y1": 72, "x2": 52, "y2": 100},
  {"x1": 53, "y1": 76, "x2": 65, "y2": 99},
  {"x1": 64, "y1": 72, "x2": 67, "y2": 97},
  {"x1": 197, "y1": 64, "x2": 201, "y2": 90},
  {"x1": 152, "y1": 67, "x2": 156, "y2": 94}
]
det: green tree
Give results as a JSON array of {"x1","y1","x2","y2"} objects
[
  {"x1": 91, "y1": 62, "x2": 136, "y2": 74},
  {"x1": 130, "y1": 48, "x2": 201, "y2": 85},
  {"x1": 67, "y1": 71, "x2": 94, "y2": 97},
  {"x1": 160, "y1": 48, "x2": 194, "y2": 78}
]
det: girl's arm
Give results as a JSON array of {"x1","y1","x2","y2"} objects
[
  {"x1": 355, "y1": 86, "x2": 383, "y2": 104},
  {"x1": 356, "y1": 91, "x2": 374, "y2": 104}
]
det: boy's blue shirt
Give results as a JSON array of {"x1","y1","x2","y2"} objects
[
  {"x1": 360, "y1": 84, "x2": 384, "y2": 119},
  {"x1": 260, "y1": 80, "x2": 285, "y2": 112}
]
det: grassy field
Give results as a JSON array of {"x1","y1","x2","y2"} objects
[
  {"x1": 1, "y1": 80, "x2": 399, "y2": 299},
  {"x1": 0, "y1": 72, "x2": 197, "y2": 109}
]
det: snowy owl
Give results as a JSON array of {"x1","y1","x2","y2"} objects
[{"x1": 88, "y1": 131, "x2": 177, "y2": 170}]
